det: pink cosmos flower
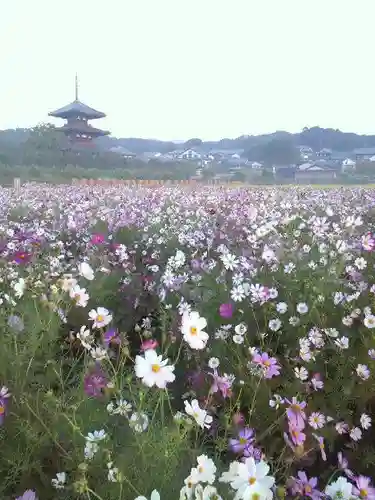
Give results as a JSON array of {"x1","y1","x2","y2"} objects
[
  {"x1": 287, "y1": 471, "x2": 322, "y2": 499},
  {"x1": 362, "y1": 233, "x2": 375, "y2": 251},
  {"x1": 16, "y1": 490, "x2": 38, "y2": 500},
  {"x1": 313, "y1": 434, "x2": 327, "y2": 461},
  {"x1": 337, "y1": 452, "x2": 354, "y2": 479},
  {"x1": 289, "y1": 423, "x2": 306, "y2": 446},
  {"x1": 353, "y1": 476, "x2": 375, "y2": 499},
  {"x1": 141, "y1": 339, "x2": 159, "y2": 351},
  {"x1": 209, "y1": 370, "x2": 233, "y2": 398},
  {"x1": 286, "y1": 397, "x2": 307, "y2": 429},
  {"x1": 252, "y1": 352, "x2": 281, "y2": 379}
]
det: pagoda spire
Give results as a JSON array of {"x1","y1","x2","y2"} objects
[{"x1": 75, "y1": 73, "x2": 79, "y2": 101}]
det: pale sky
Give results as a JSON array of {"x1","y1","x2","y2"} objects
[{"x1": 0, "y1": 0, "x2": 374, "y2": 141}]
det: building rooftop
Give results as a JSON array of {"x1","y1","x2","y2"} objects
[
  {"x1": 49, "y1": 100, "x2": 106, "y2": 119},
  {"x1": 353, "y1": 148, "x2": 375, "y2": 155},
  {"x1": 56, "y1": 122, "x2": 109, "y2": 136}
]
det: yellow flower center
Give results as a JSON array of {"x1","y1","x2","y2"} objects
[
  {"x1": 305, "y1": 485, "x2": 312, "y2": 493},
  {"x1": 360, "y1": 489, "x2": 368, "y2": 498},
  {"x1": 74, "y1": 293, "x2": 81, "y2": 301},
  {"x1": 252, "y1": 495, "x2": 260, "y2": 500},
  {"x1": 249, "y1": 477, "x2": 256, "y2": 485},
  {"x1": 263, "y1": 360, "x2": 271, "y2": 367},
  {"x1": 0, "y1": 405, "x2": 4, "y2": 415},
  {"x1": 239, "y1": 437, "x2": 247, "y2": 444},
  {"x1": 198, "y1": 466, "x2": 204, "y2": 473},
  {"x1": 291, "y1": 404, "x2": 301, "y2": 413},
  {"x1": 190, "y1": 326, "x2": 198, "y2": 335},
  {"x1": 97, "y1": 315, "x2": 104, "y2": 323},
  {"x1": 152, "y1": 364, "x2": 161, "y2": 373}
]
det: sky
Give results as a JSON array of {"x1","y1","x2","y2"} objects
[{"x1": 0, "y1": 0, "x2": 374, "y2": 141}]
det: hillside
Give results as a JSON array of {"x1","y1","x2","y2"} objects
[{"x1": 3, "y1": 126, "x2": 375, "y2": 154}]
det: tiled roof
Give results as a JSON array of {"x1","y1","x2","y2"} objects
[{"x1": 49, "y1": 100, "x2": 106, "y2": 119}]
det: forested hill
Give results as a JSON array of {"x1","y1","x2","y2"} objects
[{"x1": 2, "y1": 126, "x2": 375, "y2": 154}]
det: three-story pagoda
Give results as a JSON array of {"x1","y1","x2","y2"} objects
[{"x1": 48, "y1": 75, "x2": 109, "y2": 145}]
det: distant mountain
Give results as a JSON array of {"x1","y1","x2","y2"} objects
[{"x1": 3, "y1": 126, "x2": 375, "y2": 155}]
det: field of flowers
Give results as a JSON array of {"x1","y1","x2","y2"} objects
[{"x1": 1, "y1": 183, "x2": 375, "y2": 500}]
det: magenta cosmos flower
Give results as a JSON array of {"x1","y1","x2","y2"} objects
[
  {"x1": 83, "y1": 365, "x2": 108, "y2": 398},
  {"x1": 91, "y1": 233, "x2": 105, "y2": 245},
  {"x1": 219, "y1": 303, "x2": 233, "y2": 319},
  {"x1": 252, "y1": 352, "x2": 281, "y2": 379},
  {"x1": 12, "y1": 251, "x2": 32, "y2": 265},
  {"x1": 103, "y1": 328, "x2": 121, "y2": 346}
]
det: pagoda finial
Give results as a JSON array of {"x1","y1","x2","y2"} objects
[{"x1": 75, "y1": 73, "x2": 79, "y2": 101}]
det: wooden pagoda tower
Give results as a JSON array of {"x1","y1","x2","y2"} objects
[{"x1": 48, "y1": 75, "x2": 109, "y2": 145}]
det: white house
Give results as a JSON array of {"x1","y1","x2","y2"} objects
[
  {"x1": 177, "y1": 149, "x2": 202, "y2": 161},
  {"x1": 342, "y1": 158, "x2": 356, "y2": 171}
]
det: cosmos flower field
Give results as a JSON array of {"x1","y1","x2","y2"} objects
[{"x1": 2, "y1": 183, "x2": 375, "y2": 500}]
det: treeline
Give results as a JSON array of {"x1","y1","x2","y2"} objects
[{"x1": 0, "y1": 124, "x2": 197, "y2": 183}]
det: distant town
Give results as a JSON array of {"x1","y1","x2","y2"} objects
[{"x1": 106, "y1": 144, "x2": 370, "y2": 183}]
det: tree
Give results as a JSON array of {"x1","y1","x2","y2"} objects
[
  {"x1": 183, "y1": 138, "x2": 203, "y2": 149},
  {"x1": 246, "y1": 138, "x2": 299, "y2": 166}
]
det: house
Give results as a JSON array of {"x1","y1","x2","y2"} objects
[
  {"x1": 342, "y1": 158, "x2": 356, "y2": 171},
  {"x1": 295, "y1": 164, "x2": 337, "y2": 183},
  {"x1": 109, "y1": 146, "x2": 137, "y2": 159},
  {"x1": 298, "y1": 146, "x2": 313, "y2": 154},
  {"x1": 250, "y1": 161, "x2": 263, "y2": 169},
  {"x1": 316, "y1": 148, "x2": 332, "y2": 159},
  {"x1": 353, "y1": 148, "x2": 375, "y2": 161},
  {"x1": 208, "y1": 149, "x2": 245, "y2": 162},
  {"x1": 298, "y1": 146, "x2": 314, "y2": 160},
  {"x1": 177, "y1": 149, "x2": 202, "y2": 161}
]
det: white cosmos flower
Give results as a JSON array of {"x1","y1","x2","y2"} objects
[
  {"x1": 196, "y1": 484, "x2": 223, "y2": 500},
  {"x1": 78, "y1": 261, "x2": 95, "y2": 281},
  {"x1": 129, "y1": 412, "x2": 149, "y2": 432},
  {"x1": 224, "y1": 457, "x2": 275, "y2": 500},
  {"x1": 134, "y1": 490, "x2": 160, "y2": 500},
  {"x1": 13, "y1": 278, "x2": 25, "y2": 298},
  {"x1": 88, "y1": 307, "x2": 112, "y2": 328},
  {"x1": 360, "y1": 413, "x2": 371, "y2": 430},
  {"x1": 86, "y1": 429, "x2": 107, "y2": 442},
  {"x1": 294, "y1": 366, "x2": 309, "y2": 381},
  {"x1": 364, "y1": 314, "x2": 375, "y2": 329},
  {"x1": 190, "y1": 454, "x2": 216, "y2": 485},
  {"x1": 135, "y1": 349, "x2": 175, "y2": 388},
  {"x1": 70, "y1": 284, "x2": 89, "y2": 307},
  {"x1": 325, "y1": 476, "x2": 353, "y2": 499},
  {"x1": 76, "y1": 325, "x2": 93, "y2": 350},
  {"x1": 219, "y1": 461, "x2": 240, "y2": 484},
  {"x1": 51, "y1": 471, "x2": 66, "y2": 489},
  {"x1": 61, "y1": 275, "x2": 77, "y2": 292},
  {"x1": 181, "y1": 311, "x2": 209, "y2": 350},
  {"x1": 184, "y1": 399, "x2": 213, "y2": 429},
  {"x1": 220, "y1": 253, "x2": 239, "y2": 270},
  {"x1": 90, "y1": 346, "x2": 108, "y2": 361}
]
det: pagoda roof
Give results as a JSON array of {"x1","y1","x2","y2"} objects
[
  {"x1": 49, "y1": 99, "x2": 106, "y2": 119},
  {"x1": 56, "y1": 122, "x2": 110, "y2": 137}
]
